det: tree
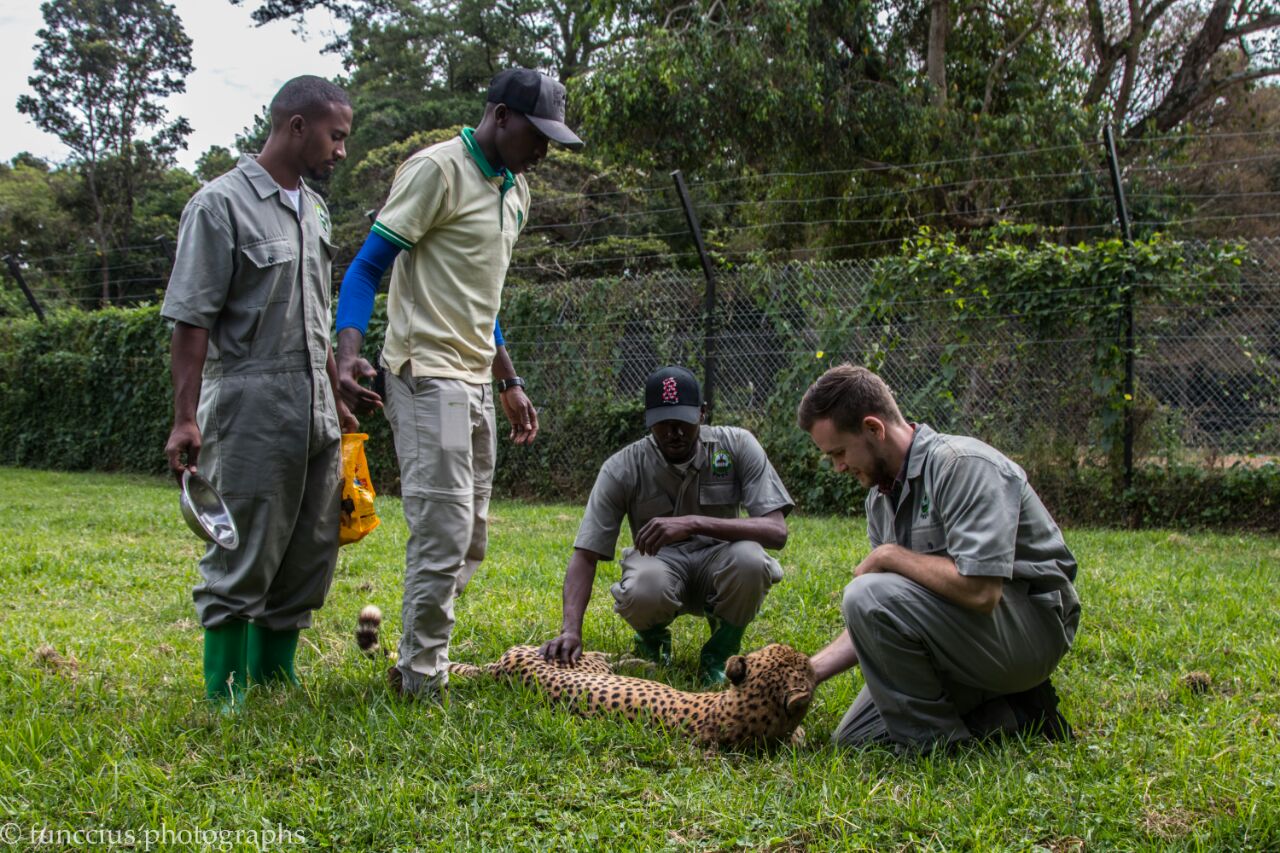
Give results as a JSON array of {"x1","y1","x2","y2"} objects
[
  {"x1": 231, "y1": 0, "x2": 628, "y2": 81},
  {"x1": 0, "y1": 156, "x2": 82, "y2": 270},
  {"x1": 573, "y1": 0, "x2": 1097, "y2": 253},
  {"x1": 16, "y1": 0, "x2": 193, "y2": 305},
  {"x1": 195, "y1": 146, "x2": 238, "y2": 183},
  {"x1": 1078, "y1": 0, "x2": 1280, "y2": 139}
]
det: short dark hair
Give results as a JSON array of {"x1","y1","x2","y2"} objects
[
  {"x1": 797, "y1": 364, "x2": 905, "y2": 433},
  {"x1": 269, "y1": 75, "x2": 350, "y2": 128}
]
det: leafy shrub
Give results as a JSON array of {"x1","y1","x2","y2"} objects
[{"x1": 1, "y1": 234, "x2": 1274, "y2": 532}]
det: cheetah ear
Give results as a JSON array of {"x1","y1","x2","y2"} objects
[
  {"x1": 785, "y1": 690, "x2": 812, "y2": 715},
  {"x1": 725, "y1": 655, "x2": 747, "y2": 685}
]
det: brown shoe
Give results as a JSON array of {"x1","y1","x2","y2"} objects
[
  {"x1": 387, "y1": 665, "x2": 407, "y2": 697},
  {"x1": 386, "y1": 665, "x2": 446, "y2": 703}
]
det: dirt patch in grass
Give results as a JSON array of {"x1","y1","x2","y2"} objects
[{"x1": 34, "y1": 644, "x2": 79, "y2": 678}]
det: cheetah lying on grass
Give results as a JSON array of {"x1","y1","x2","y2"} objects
[{"x1": 355, "y1": 606, "x2": 815, "y2": 748}]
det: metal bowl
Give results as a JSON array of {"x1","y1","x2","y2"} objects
[{"x1": 180, "y1": 470, "x2": 240, "y2": 550}]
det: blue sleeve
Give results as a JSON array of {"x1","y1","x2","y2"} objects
[
  {"x1": 336, "y1": 230, "x2": 402, "y2": 334},
  {"x1": 494, "y1": 318, "x2": 505, "y2": 347}
]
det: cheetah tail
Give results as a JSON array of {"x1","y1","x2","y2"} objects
[
  {"x1": 355, "y1": 605, "x2": 388, "y2": 658},
  {"x1": 445, "y1": 662, "x2": 492, "y2": 677}
]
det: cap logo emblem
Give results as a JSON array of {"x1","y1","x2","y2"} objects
[{"x1": 661, "y1": 377, "x2": 679, "y2": 403}]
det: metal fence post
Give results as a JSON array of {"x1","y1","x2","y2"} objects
[
  {"x1": 2, "y1": 254, "x2": 46, "y2": 323},
  {"x1": 670, "y1": 169, "x2": 717, "y2": 422},
  {"x1": 1103, "y1": 125, "x2": 1135, "y2": 491},
  {"x1": 156, "y1": 235, "x2": 176, "y2": 264}
]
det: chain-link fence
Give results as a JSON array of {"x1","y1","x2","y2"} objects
[
  {"x1": 498, "y1": 237, "x2": 1280, "y2": 499},
  {"x1": 1136, "y1": 238, "x2": 1280, "y2": 458}
]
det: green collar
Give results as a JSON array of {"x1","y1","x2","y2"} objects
[{"x1": 461, "y1": 127, "x2": 514, "y2": 193}]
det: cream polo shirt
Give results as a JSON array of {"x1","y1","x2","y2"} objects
[{"x1": 372, "y1": 131, "x2": 530, "y2": 382}]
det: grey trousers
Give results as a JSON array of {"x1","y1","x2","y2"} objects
[
  {"x1": 610, "y1": 536, "x2": 783, "y2": 630},
  {"x1": 193, "y1": 365, "x2": 342, "y2": 630},
  {"x1": 384, "y1": 370, "x2": 495, "y2": 694},
  {"x1": 833, "y1": 573, "x2": 1079, "y2": 750}
]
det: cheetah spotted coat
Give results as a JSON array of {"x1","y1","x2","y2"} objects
[{"x1": 449, "y1": 643, "x2": 816, "y2": 748}]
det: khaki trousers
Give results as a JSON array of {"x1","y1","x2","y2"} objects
[
  {"x1": 610, "y1": 536, "x2": 783, "y2": 630},
  {"x1": 384, "y1": 370, "x2": 495, "y2": 694},
  {"x1": 833, "y1": 572, "x2": 1079, "y2": 749}
]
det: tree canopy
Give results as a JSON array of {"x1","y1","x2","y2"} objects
[
  {"x1": 4, "y1": 0, "x2": 1278, "y2": 315},
  {"x1": 15, "y1": 0, "x2": 194, "y2": 304}
]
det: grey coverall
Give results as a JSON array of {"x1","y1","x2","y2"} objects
[
  {"x1": 162, "y1": 155, "x2": 342, "y2": 631},
  {"x1": 574, "y1": 426, "x2": 794, "y2": 629},
  {"x1": 834, "y1": 424, "x2": 1081, "y2": 749}
]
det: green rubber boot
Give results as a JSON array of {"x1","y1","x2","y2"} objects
[
  {"x1": 247, "y1": 625, "x2": 301, "y2": 686},
  {"x1": 203, "y1": 621, "x2": 248, "y2": 708},
  {"x1": 632, "y1": 623, "x2": 673, "y2": 665},
  {"x1": 699, "y1": 615, "x2": 747, "y2": 687}
]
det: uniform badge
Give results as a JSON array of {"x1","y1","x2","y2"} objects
[
  {"x1": 315, "y1": 202, "x2": 331, "y2": 235},
  {"x1": 920, "y1": 495, "x2": 930, "y2": 517},
  {"x1": 711, "y1": 449, "x2": 733, "y2": 478}
]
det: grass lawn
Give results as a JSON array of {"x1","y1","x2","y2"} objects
[{"x1": 1, "y1": 467, "x2": 1278, "y2": 851}]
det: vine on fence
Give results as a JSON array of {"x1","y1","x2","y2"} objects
[{"x1": 0, "y1": 233, "x2": 1272, "y2": 530}]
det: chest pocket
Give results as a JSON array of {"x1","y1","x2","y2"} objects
[
  {"x1": 699, "y1": 480, "x2": 741, "y2": 517},
  {"x1": 910, "y1": 520, "x2": 947, "y2": 554},
  {"x1": 239, "y1": 236, "x2": 297, "y2": 305}
]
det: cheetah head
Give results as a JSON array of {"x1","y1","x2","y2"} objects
[{"x1": 720, "y1": 643, "x2": 816, "y2": 743}]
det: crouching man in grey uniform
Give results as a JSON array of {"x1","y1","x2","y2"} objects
[
  {"x1": 799, "y1": 364, "x2": 1080, "y2": 751},
  {"x1": 540, "y1": 366, "x2": 794, "y2": 686},
  {"x1": 162, "y1": 77, "x2": 357, "y2": 707}
]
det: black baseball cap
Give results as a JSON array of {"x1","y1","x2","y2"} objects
[
  {"x1": 487, "y1": 68, "x2": 584, "y2": 151},
  {"x1": 644, "y1": 366, "x2": 703, "y2": 428}
]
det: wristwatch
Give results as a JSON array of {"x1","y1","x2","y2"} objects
[{"x1": 496, "y1": 376, "x2": 526, "y2": 393}]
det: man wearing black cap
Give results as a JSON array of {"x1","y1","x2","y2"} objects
[
  {"x1": 334, "y1": 69, "x2": 583, "y2": 700},
  {"x1": 540, "y1": 366, "x2": 794, "y2": 686}
]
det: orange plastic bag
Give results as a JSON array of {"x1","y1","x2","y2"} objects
[{"x1": 339, "y1": 433, "x2": 380, "y2": 546}]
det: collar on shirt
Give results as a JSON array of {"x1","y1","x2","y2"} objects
[
  {"x1": 460, "y1": 127, "x2": 515, "y2": 193},
  {"x1": 236, "y1": 154, "x2": 308, "y2": 202},
  {"x1": 874, "y1": 423, "x2": 938, "y2": 506},
  {"x1": 904, "y1": 423, "x2": 937, "y2": 480},
  {"x1": 645, "y1": 433, "x2": 707, "y2": 474},
  {"x1": 887, "y1": 423, "x2": 918, "y2": 502}
]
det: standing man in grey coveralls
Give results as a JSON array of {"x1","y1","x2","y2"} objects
[
  {"x1": 799, "y1": 364, "x2": 1080, "y2": 751},
  {"x1": 540, "y1": 366, "x2": 794, "y2": 686},
  {"x1": 163, "y1": 76, "x2": 357, "y2": 706}
]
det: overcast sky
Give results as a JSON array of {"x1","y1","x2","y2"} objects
[{"x1": 1, "y1": 2, "x2": 347, "y2": 171}]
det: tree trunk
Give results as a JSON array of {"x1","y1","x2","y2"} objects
[
  {"x1": 84, "y1": 163, "x2": 111, "y2": 307},
  {"x1": 1129, "y1": 0, "x2": 1233, "y2": 137},
  {"x1": 927, "y1": 0, "x2": 949, "y2": 107}
]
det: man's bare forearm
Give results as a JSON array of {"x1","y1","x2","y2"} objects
[
  {"x1": 866, "y1": 544, "x2": 1003, "y2": 613},
  {"x1": 810, "y1": 630, "x2": 859, "y2": 683},
  {"x1": 493, "y1": 344, "x2": 517, "y2": 382},
  {"x1": 685, "y1": 511, "x2": 788, "y2": 550},
  {"x1": 337, "y1": 327, "x2": 365, "y2": 362},
  {"x1": 558, "y1": 549, "x2": 602, "y2": 636},
  {"x1": 170, "y1": 322, "x2": 209, "y2": 424}
]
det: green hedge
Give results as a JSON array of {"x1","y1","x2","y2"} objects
[
  {"x1": 1, "y1": 234, "x2": 1276, "y2": 531},
  {"x1": 0, "y1": 305, "x2": 173, "y2": 473}
]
